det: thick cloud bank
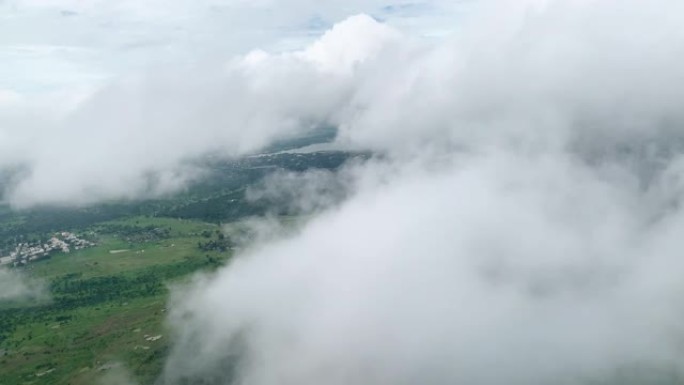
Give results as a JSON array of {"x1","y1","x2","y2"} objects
[
  {"x1": 3, "y1": 0, "x2": 684, "y2": 208},
  {"x1": 153, "y1": 1, "x2": 684, "y2": 384},
  {"x1": 0, "y1": 13, "x2": 400, "y2": 207}
]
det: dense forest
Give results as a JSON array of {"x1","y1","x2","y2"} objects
[{"x1": 0, "y1": 151, "x2": 363, "y2": 248}]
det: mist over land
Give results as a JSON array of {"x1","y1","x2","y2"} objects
[{"x1": 4, "y1": 0, "x2": 684, "y2": 384}]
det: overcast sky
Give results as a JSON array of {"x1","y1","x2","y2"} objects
[{"x1": 0, "y1": 0, "x2": 467, "y2": 96}]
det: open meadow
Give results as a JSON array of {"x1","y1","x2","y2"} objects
[{"x1": 0, "y1": 216, "x2": 231, "y2": 385}]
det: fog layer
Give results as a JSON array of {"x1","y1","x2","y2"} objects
[
  {"x1": 153, "y1": 1, "x2": 684, "y2": 384},
  {"x1": 0, "y1": 268, "x2": 46, "y2": 301}
]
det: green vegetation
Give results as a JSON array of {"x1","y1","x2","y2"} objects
[
  {"x1": 0, "y1": 216, "x2": 230, "y2": 385},
  {"x1": 0, "y1": 151, "x2": 359, "y2": 248},
  {"x1": 0, "y1": 151, "x2": 362, "y2": 385}
]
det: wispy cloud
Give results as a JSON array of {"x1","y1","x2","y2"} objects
[{"x1": 0, "y1": 268, "x2": 47, "y2": 301}]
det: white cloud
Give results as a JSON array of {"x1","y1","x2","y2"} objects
[
  {"x1": 162, "y1": 151, "x2": 684, "y2": 384},
  {"x1": 4, "y1": 3, "x2": 684, "y2": 382},
  {"x1": 297, "y1": 14, "x2": 402, "y2": 75},
  {"x1": 0, "y1": 12, "x2": 404, "y2": 207},
  {"x1": 147, "y1": 1, "x2": 684, "y2": 384},
  {"x1": 0, "y1": 1, "x2": 463, "y2": 208},
  {"x1": 0, "y1": 0, "x2": 459, "y2": 94},
  {"x1": 0, "y1": 268, "x2": 47, "y2": 301},
  {"x1": 1, "y1": 0, "x2": 684, "y2": 208}
]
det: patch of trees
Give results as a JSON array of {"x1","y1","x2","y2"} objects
[
  {"x1": 197, "y1": 232, "x2": 233, "y2": 253},
  {"x1": 158, "y1": 151, "x2": 364, "y2": 222},
  {"x1": 161, "y1": 190, "x2": 264, "y2": 223},
  {"x1": 97, "y1": 224, "x2": 171, "y2": 243},
  {"x1": 49, "y1": 274, "x2": 164, "y2": 309},
  {"x1": 0, "y1": 256, "x2": 225, "y2": 348},
  {"x1": 0, "y1": 152, "x2": 365, "y2": 238}
]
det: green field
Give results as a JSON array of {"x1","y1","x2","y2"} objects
[
  {"x1": 0, "y1": 150, "x2": 358, "y2": 384},
  {"x1": 0, "y1": 216, "x2": 232, "y2": 385}
]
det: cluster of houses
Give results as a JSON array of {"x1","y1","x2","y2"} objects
[{"x1": 0, "y1": 232, "x2": 96, "y2": 267}]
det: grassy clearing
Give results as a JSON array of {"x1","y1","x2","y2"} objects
[
  {"x1": 0, "y1": 216, "x2": 231, "y2": 385},
  {"x1": 29, "y1": 216, "x2": 221, "y2": 280},
  {"x1": 1, "y1": 295, "x2": 167, "y2": 385}
]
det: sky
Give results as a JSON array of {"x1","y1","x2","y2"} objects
[
  {"x1": 0, "y1": 0, "x2": 466, "y2": 95},
  {"x1": 5, "y1": 0, "x2": 684, "y2": 384}
]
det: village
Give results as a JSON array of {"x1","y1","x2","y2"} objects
[{"x1": 0, "y1": 232, "x2": 96, "y2": 267}]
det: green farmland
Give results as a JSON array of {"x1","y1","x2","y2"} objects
[{"x1": 0, "y1": 216, "x2": 231, "y2": 385}]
